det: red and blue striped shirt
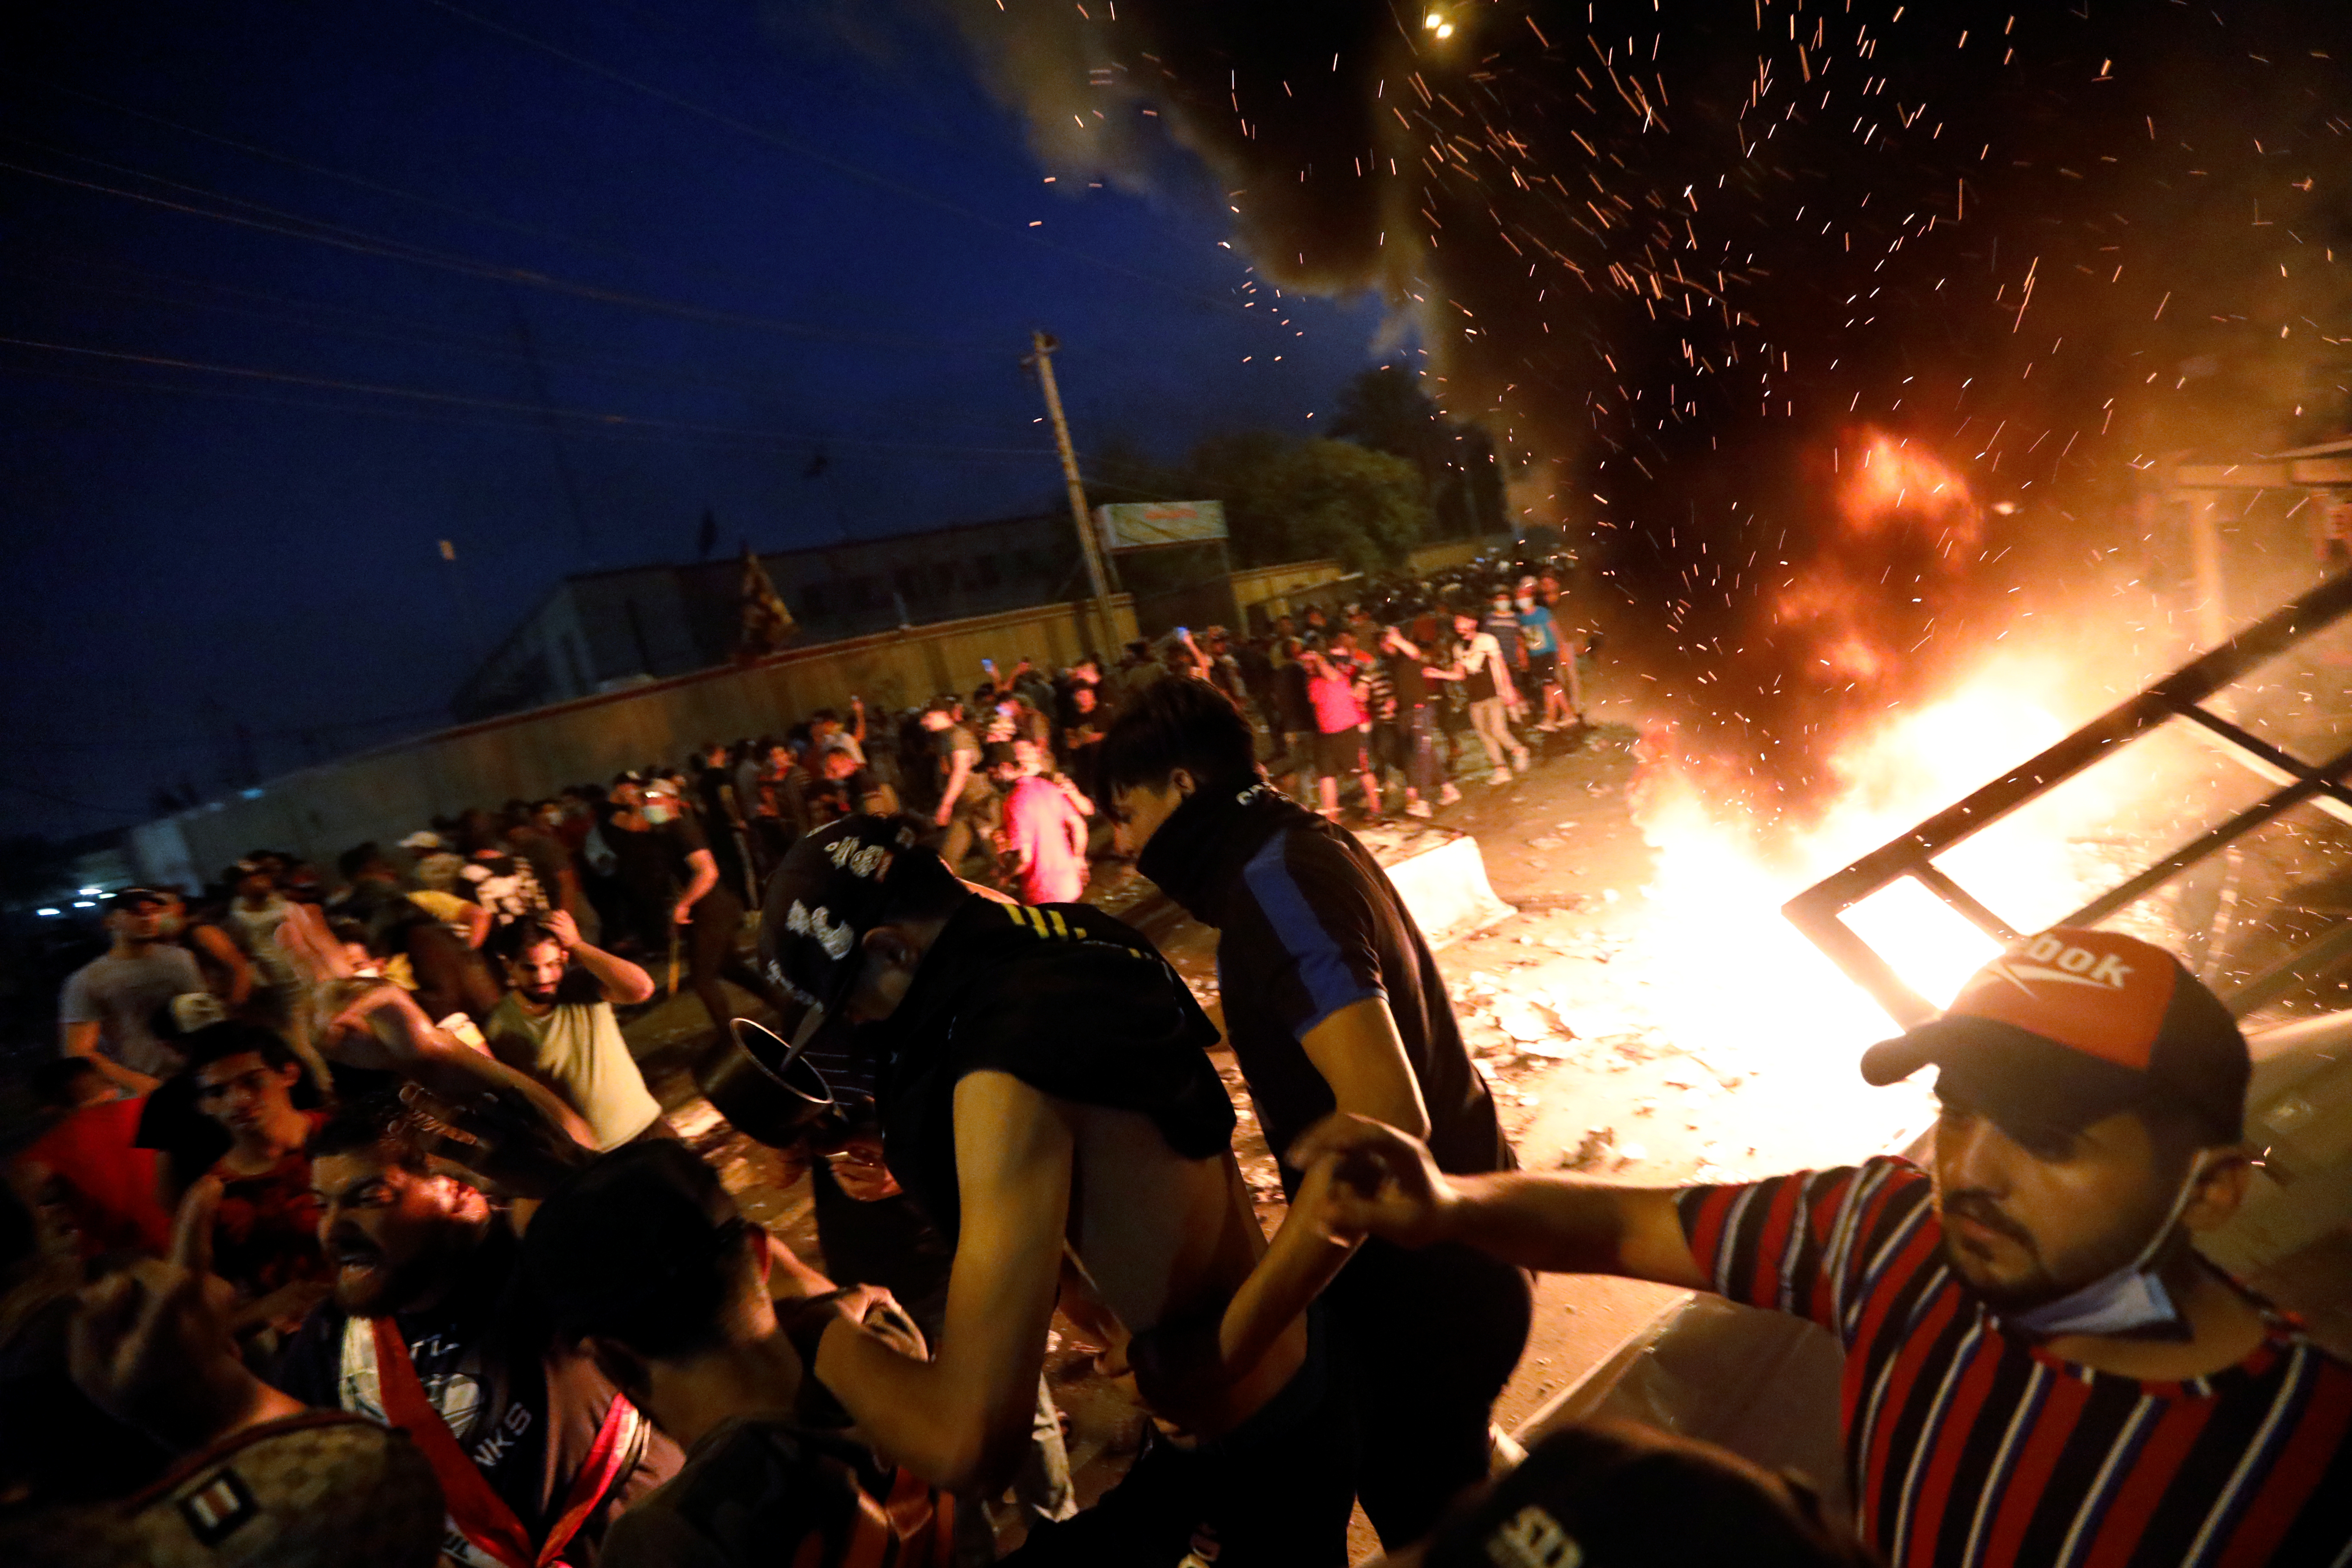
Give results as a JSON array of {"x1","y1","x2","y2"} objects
[{"x1": 1678, "y1": 1158, "x2": 2352, "y2": 1567}]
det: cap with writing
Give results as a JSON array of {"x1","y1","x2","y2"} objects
[
  {"x1": 1860, "y1": 927, "x2": 2249, "y2": 1144},
  {"x1": 755, "y1": 814, "x2": 930, "y2": 1015}
]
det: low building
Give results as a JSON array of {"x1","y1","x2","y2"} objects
[{"x1": 455, "y1": 512, "x2": 1085, "y2": 719}]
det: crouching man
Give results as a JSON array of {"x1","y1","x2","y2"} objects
[{"x1": 758, "y1": 816, "x2": 1356, "y2": 1566}]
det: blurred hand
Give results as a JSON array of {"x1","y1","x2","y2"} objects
[
  {"x1": 824, "y1": 1136, "x2": 903, "y2": 1203},
  {"x1": 1285, "y1": 1113, "x2": 1462, "y2": 1251},
  {"x1": 396, "y1": 1080, "x2": 590, "y2": 1202},
  {"x1": 671, "y1": 901, "x2": 696, "y2": 926},
  {"x1": 320, "y1": 981, "x2": 418, "y2": 1071},
  {"x1": 544, "y1": 908, "x2": 581, "y2": 949},
  {"x1": 70, "y1": 1259, "x2": 298, "y2": 1452},
  {"x1": 236, "y1": 1276, "x2": 332, "y2": 1336}
]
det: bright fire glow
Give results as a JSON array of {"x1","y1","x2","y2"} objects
[
  {"x1": 1610, "y1": 433, "x2": 2154, "y2": 1154},
  {"x1": 1637, "y1": 674, "x2": 2080, "y2": 1027}
]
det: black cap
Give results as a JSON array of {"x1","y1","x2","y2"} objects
[
  {"x1": 1420, "y1": 1421, "x2": 1873, "y2": 1568},
  {"x1": 104, "y1": 886, "x2": 170, "y2": 910},
  {"x1": 756, "y1": 815, "x2": 933, "y2": 1014}
]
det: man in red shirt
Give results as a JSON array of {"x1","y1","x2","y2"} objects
[
  {"x1": 998, "y1": 743, "x2": 1090, "y2": 905},
  {"x1": 1300, "y1": 927, "x2": 2352, "y2": 1567},
  {"x1": 16, "y1": 1057, "x2": 170, "y2": 1258},
  {"x1": 169, "y1": 1023, "x2": 330, "y2": 1338}
]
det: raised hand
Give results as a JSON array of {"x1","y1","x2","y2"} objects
[{"x1": 69, "y1": 1260, "x2": 302, "y2": 1452}]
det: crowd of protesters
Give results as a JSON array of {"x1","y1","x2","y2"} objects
[{"x1": 5, "y1": 556, "x2": 2347, "y2": 1567}]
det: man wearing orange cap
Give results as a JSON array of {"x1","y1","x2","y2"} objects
[{"x1": 1293, "y1": 928, "x2": 2352, "y2": 1567}]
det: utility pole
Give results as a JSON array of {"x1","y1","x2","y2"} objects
[{"x1": 1026, "y1": 329, "x2": 1119, "y2": 658}]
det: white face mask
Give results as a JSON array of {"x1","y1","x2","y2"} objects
[
  {"x1": 2000, "y1": 1155, "x2": 2212, "y2": 1340},
  {"x1": 642, "y1": 802, "x2": 676, "y2": 825},
  {"x1": 1517, "y1": 596, "x2": 1535, "y2": 611}
]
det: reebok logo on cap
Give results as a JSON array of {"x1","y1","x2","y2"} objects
[
  {"x1": 1944, "y1": 928, "x2": 2175, "y2": 1072},
  {"x1": 1980, "y1": 935, "x2": 2135, "y2": 995},
  {"x1": 1860, "y1": 926, "x2": 2251, "y2": 1144}
]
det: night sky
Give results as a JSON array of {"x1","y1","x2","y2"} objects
[
  {"x1": 9, "y1": 0, "x2": 2352, "y2": 844},
  {"x1": 1, "y1": 0, "x2": 1384, "y2": 836}
]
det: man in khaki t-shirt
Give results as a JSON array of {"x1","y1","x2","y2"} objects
[{"x1": 482, "y1": 910, "x2": 664, "y2": 1149}]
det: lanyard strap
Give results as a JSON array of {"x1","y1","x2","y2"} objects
[{"x1": 370, "y1": 1320, "x2": 638, "y2": 1568}]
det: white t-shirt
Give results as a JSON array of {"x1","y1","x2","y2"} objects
[
  {"x1": 59, "y1": 945, "x2": 205, "y2": 1076},
  {"x1": 483, "y1": 974, "x2": 661, "y2": 1149}
]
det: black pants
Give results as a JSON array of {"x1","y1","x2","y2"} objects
[
  {"x1": 1328, "y1": 1236, "x2": 1533, "y2": 1548},
  {"x1": 1003, "y1": 1308, "x2": 1357, "y2": 1567},
  {"x1": 685, "y1": 887, "x2": 792, "y2": 1036}
]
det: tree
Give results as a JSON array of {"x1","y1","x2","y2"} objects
[
  {"x1": 1186, "y1": 433, "x2": 1429, "y2": 570},
  {"x1": 1331, "y1": 365, "x2": 1506, "y2": 539}
]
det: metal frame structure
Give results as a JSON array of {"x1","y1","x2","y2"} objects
[{"x1": 1784, "y1": 569, "x2": 2352, "y2": 1026}]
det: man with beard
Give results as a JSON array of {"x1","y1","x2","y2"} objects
[
  {"x1": 754, "y1": 816, "x2": 1358, "y2": 1566},
  {"x1": 481, "y1": 911, "x2": 665, "y2": 1151},
  {"x1": 1297, "y1": 928, "x2": 2352, "y2": 1568},
  {"x1": 272, "y1": 1094, "x2": 681, "y2": 1568}
]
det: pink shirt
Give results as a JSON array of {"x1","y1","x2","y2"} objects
[
  {"x1": 1307, "y1": 669, "x2": 1365, "y2": 735},
  {"x1": 1005, "y1": 776, "x2": 1086, "y2": 905}
]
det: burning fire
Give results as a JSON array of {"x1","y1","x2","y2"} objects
[
  {"x1": 1618, "y1": 664, "x2": 2145, "y2": 1157},
  {"x1": 1613, "y1": 434, "x2": 2148, "y2": 1151}
]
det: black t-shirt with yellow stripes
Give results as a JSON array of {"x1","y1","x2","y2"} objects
[{"x1": 870, "y1": 895, "x2": 1234, "y2": 1245}]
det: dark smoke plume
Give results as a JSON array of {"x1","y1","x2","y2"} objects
[{"x1": 937, "y1": 0, "x2": 2352, "y2": 837}]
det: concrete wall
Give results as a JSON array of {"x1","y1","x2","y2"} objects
[
  {"x1": 457, "y1": 515, "x2": 1084, "y2": 719},
  {"x1": 1406, "y1": 536, "x2": 1509, "y2": 575},
  {"x1": 1231, "y1": 558, "x2": 1344, "y2": 622},
  {"x1": 131, "y1": 595, "x2": 1137, "y2": 889}
]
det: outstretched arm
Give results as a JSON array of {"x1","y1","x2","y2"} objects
[
  {"x1": 1288, "y1": 1113, "x2": 1709, "y2": 1287},
  {"x1": 673, "y1": 848, "x2": 720, "y2": 924},
  {"x1": 1168, "y1": 996, "x2": 1426, "y2": 1393},
  {"x1": 813, "y1": 1070, "x2": 1071, "y2": 1491},
  {"x1": 190, "y1": 924, "x2": 253, "y2": 1006},
  {"x1": 936, "y1": 752, "x2": 974, "y2": 827},
  {"x1": 324, "y1": 982, "x2": 596, "y2": 1149}
]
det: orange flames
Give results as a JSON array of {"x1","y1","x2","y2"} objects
[
  {"x1": 1766, "y1": 430, "x2": 1984, "y2": 701},
  {"x1": 1614, "y1": 432, "x2": 2134, "y2": 1152}
]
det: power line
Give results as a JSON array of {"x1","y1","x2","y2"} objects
[
  {"x1": 0, "y1": 334, "x2": 1062, "y2": 456},
  {"x1": 5, "y1": 73, "x2": 887, "y2": 310},
  {"x1": 0, "y1": 358, "x2": 1072, "y2": 468},
  {"x1": 0, "y1": 147, "x2": 966, "y2": 350},
  {"x1": 419, "y1": 0, "x2": 1263, "y2": 322},
  {"x1": 0, "y1": 248, "x2": 1062, "y2": 444},
  {"x1": 2, "y1": 259, "x2": 1049, "y2": 444}
]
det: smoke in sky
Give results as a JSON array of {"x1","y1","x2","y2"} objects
[{"x1": 936, "y1": 0, "x2": 2352, "y2": 832}]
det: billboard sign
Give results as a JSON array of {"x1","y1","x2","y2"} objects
[{"x1": 1093, "y1": 500, "x2": 1228, "y2": 552}]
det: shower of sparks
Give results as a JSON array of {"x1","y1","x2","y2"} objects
[{"x1": 945, "y1": 0, "x2": 2352, "y2": 838}]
